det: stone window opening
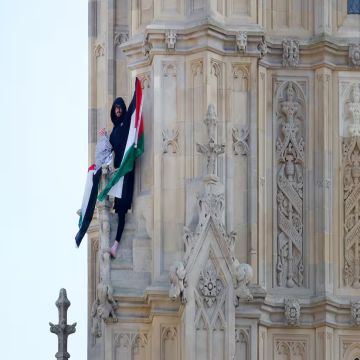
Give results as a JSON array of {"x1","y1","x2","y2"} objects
[{"x1": 348, "y1": 0, "x2": 360, "y2": 14}]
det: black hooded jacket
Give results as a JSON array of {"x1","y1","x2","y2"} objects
[{"x1": 109, "y1": 97, "x2": 135, "y2": 212}]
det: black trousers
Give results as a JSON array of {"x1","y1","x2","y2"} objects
[{"x1": 114, "y1": 199, "x2": 128, "y2": 242}]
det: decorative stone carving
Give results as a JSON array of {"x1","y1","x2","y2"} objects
[
  {"x1": 196, "y1": 105, "x2": 225, "y2": 178},
  {"x1": 276, "y1": 340, "x2": 306, "y2": 357},
  {"x1": 165, "y1": 29, "x2": 177, "y2": 51},
  {"x1": 91, "y1": 166, "x2": 118, "y2": 338},
  {"x1": 142, "y1": 36, "x2": 152, "y2": 57},
  {"x1": 351, "y1": 300, "x2": 360, "y2": 326},
  {"x1": 233, "y1": 260, "x2": 253, "y2": 302},
  {"x1": 94, "y1": 42, "x2": 105, "y2": 58},
  {"x1": 343, "y1": 136, "x2": 360, "y2": 289},
  {"x1": 91, "y1": 282, "x2": 118, "y2": 338},
  {"x1": 49, "y1": 289, "x2": 77, "y2": 360},
  {"x1": 258, "y1": 36, "x2": 267, "y2": 59},
  {"x1": 276, "y1": 82, "x2": 305, "y2": 288},
  {"x1": 284, "y1": 298, "x2": 301, "y2": 326},
  {"x1": 162, "y1": 128, "x2": 179, "y2": 155},
  {"x1": 168, "y1": 261, "x2": 187, "y2": 303},
  {"x1": 236, "y1": 31, "x2": 247, "y2": 53},
  {"x1": 232, "y1": 125, "x2": 249, "y2": 156},
  {"x1": 114, "y1": 31, "x2": 129, "y2": 46},
  {"x1": 199, "y1": 268, "x2": 223, "y2": 307},
  {"x1": 114, "y1": 333, "x2": 148, "y2": 358},
  {"x1": 349, "y1": 84, "x2": 360, "y2": 136},
  {"x1": 235, "y1": 328, "x2": 250, "y2": 360},
  {"x1": 169, "y1": 105, "x2": 253, "y2": 315},
  {"x1": 282, "y1": 38, "x2": 300, "y2": 67},
  {"x1": 138, "y1": 73, "x2": 151, "y2": 89},
  {"x1": 349, "y1": 43, "x2": 360, "y2": 69}
]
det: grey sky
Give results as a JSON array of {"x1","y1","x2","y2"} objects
[{"x1": 0, "y1": 1, "x2": 88, "y2": 359}]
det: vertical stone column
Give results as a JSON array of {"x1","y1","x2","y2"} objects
[
  {"x1": 316, "y1": 326, "x2": 333, "y2": 360},
  {"x1": 248, "y1": 59, "x2": 258, "y2": 283},
  {"x1": 258, "y1": 66, "x2": 267, "y2": 289},
  {"x1": 314, "y1": 0, "x2": 332, "y2": 35},
  {"x1": 314, "y1": 67, "x2": 333, "y2": 294},
  {"x1": 258, "y1": 326, "x2": 267, "y2": 360}
]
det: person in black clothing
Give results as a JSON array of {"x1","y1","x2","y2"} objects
[{"x1": 99, "y1": 97, "x2": 135, "y2": 258}]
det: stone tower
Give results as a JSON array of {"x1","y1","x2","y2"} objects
[{"x1": 87, "y1": 1, "x2": 360, "y2": 359}]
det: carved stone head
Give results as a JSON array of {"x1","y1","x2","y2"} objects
[{"x1": 236, "y1": 31, "x2": 247, "y2": 53}]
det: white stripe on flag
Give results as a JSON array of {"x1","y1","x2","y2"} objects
[
  {"x1": 80, "y1": 170, "x2": 95, "y2": 223},
  {"x1": 108, "y1": 176, "x2": 124, "y2": 199}
]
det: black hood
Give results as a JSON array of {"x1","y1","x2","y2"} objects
[{"x1": 110, "y1": 97, "x2": 127, "y2": 126}]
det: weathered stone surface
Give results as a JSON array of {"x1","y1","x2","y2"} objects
[{"x1": 87, "y1": 2, "x2": 360, "y2": 359}]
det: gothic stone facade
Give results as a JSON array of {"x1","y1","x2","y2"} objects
[{"x1": 87, "y1": 1, "x2": 360, "y2": 360}]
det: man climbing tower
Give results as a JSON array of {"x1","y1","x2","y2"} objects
[{"x1": 76, "y1": 78, "x2": 144, "y2": 254}]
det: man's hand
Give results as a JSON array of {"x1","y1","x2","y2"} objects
[{"x1": 99, "y1": 128, "x2": 107, "y2": 136}]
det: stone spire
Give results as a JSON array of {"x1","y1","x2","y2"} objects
[{"x1": 49, "y1": 289, "x2": 77, "y2": 360}]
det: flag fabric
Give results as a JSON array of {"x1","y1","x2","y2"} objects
[
  {"x1": 98, "y1": 77, "x2": 144, "y2": 201},
  {"x1": 75, "y1": 165, "x2": 102, "y2": 248}
]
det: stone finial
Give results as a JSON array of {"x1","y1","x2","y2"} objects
[
  {"x1": 284, "y1": 298, "x2": 301, "y2": 326},
  {"x1": 49, "y1": 289, "x2": 77, "y2": 360},
  {"x1": 142, "y1": 37, "x2": 152, "y2": 57},
  {"x1": 258, "y1": 36, "x2": 267, "y2": 59},
  {"x1": 282, "y1": 38, "x2": 300, "y2": 67},
  {"x1": 165, "y1": 29, "x2": 177, "y2": 51},
  {"x1": 168, "y1": 261, "x2": 187, "y2": 304},
  {"x1": 196, "y1": 105, "x2": 225, "y2": 179},
  {"x1": 236, "y1": 31, "x2": 247, "y2": 53},
  {"x1": 349, "y1": 43, "x2": 360, "y2": 69},
  {"x1": 350, "y1": 300, "x2": 360, "y2": 326}
]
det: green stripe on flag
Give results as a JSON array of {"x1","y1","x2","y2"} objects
[{"x1": 78, "y1": 212, "x2": 83, "y2": 229}]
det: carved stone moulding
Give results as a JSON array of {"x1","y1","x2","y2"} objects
[
  {"x1": 114, "y1": 32, "x2": 129, "y2": 47},
  {"x1": 162, "y1": 128, "x2": 179, "y2": 155},
  {"x1": 94, "y1": 42, "x2": 105, "y2": 58},
  {"x1": 284, "y1": 298, "x2": 301, "y2": 327},
  {"x1": 349, "y1": 43, "x2": 360, "y2": 69},
  {"x1": 282, "y1": 38, "x2": 300, "y2": 67},
  {"x1": 232, "y1": 125, "x2": 249, "y2": 156}
]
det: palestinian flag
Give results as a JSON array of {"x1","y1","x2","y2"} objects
[
  {"x1": 98, "y1": 77, "x2": 144, "y2": 201},
  {"x1": 75, "y1": 165, "x2": 102, "y2": 248}
]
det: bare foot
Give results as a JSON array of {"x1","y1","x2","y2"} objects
[{"x1": 110, "y1": 241, "x2": 119, "y2": 259}]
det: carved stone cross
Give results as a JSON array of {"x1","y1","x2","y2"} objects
[
  {"x1": 196, "y1": 104, "x2": 225, "y2": 179},
  {"x1": 49, "y1": 289, "x2": 77, "y2": 360}
]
